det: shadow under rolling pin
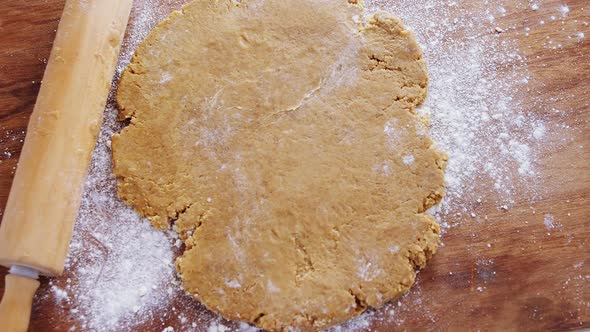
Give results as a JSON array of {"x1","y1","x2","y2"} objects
[{"x1": 0, "y1": 0, "x2": 133, "y2": 330}]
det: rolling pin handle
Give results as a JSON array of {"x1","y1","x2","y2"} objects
[{"x1": 0, "y1": 266, "x2": 41, "y2": 332}]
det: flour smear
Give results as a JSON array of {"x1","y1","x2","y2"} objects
[{"x1": 31, "y1": 0, "x2": 580, "y2": 331}]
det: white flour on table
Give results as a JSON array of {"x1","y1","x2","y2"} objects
[{"x1": 30, "y1": 0, "x2": 585, "y2": 331}]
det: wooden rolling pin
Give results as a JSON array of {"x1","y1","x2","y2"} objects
[{"x1": 0, "y1": 0, "x2": 133, "y2": 330}]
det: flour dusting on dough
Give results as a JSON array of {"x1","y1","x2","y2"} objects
[
  {"x1": 402, "y1": 155, "x2": 415, "y2": 165},
  {"x1": 112, "y1": 1, "x2": 444, "y2": 330}
]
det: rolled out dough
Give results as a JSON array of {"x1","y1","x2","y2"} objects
[{"x1": 112, "y1": 0, "x2": 446, "y2": 330}]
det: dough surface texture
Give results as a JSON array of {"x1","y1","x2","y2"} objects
[{"x1": 112, "y1": 0, "x2": 446, "y2": 330}]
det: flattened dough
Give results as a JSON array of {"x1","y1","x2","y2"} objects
[{"x1": 112, "y1": 0, "x2": 446, "y2": 330}]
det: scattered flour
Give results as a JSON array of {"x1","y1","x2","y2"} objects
[
  {"x1": 357, "y1": 257, "x2": 382, "y2": 282},
  {"x1": 225, "y1": 278, "x2": 242, "y2": 289},
  {"x1": 560, "y1": 5, "x2": 570, "y2": 17},
  {"x1": 51, "y1": 285, "x2": 69, "y2": 303},
  {"x1": 543, "y1": 213, "x2": 556, "y2": 230},
  {"x1": 402, "y1": 155, "x2": 415, "y2": 165},
  {"x1": 207, "y1": 322, "x2": 230, "y2": 332},
  {"x1": 31, "y1": 0, "x2": 582, "y2": 331},
  {"x1": 532, "y1": 123, "x2": 546, "y2": 140},
  {"x1": 326, "y1": 311, "x2": 372, "y2": 332},
  {"x1": 366, "y1": 0, "x2": 546, "y2": 223},
  {"x1": 543, "y1": 213, "x2": 563, "y2": 232}
]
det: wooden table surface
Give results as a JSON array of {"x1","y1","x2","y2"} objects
[{"x1": 0, "y1": 0, "x2": 588, "y2": 331}]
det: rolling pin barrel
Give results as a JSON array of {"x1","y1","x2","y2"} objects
[{"x1": 0, "y1": 0, "x2": 132, "y2": 330}]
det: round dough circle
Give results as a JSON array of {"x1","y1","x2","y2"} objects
[{"x1": 112, "y1": 0, "x2": 446, "y2": 331}]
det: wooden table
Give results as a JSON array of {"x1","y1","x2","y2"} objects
[{"x1": 1, "y1": 0, "x2": 588, "y2": 331}]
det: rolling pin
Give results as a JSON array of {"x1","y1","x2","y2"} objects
[{"x1": 0, "y1": 0, "x2": 133, "y2": 330}]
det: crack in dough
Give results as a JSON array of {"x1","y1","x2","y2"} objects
[{"x1": 112, "y1": 0, "x2": 447, "y2": 331}]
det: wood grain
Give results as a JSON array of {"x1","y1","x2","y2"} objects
[{"x1": 0, "y1": 0, "x2": 588, "y2": 331}]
